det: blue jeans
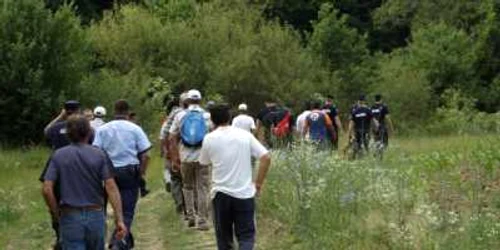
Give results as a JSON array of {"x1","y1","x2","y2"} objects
[
  {"x1": 213, "y1": 192, "x2": 255, "y2": 250},
  {"x1": 59, "y1": 210, "x2": 105, "y2": 250}
]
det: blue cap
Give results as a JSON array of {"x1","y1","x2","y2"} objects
[{"x1": 64, "y1": 100, "x2": 80, "y2": 111}]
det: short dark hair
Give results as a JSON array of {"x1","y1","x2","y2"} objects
[
  {"x1": 303, "y1": 100, "x2": 311, "y2": 111},
  {"x1": 209, "y1": 104, "x2": 231, "y2": 127},
  {"x1": 66, "y1": 114, "x2": 91, "y2": 143},
  {"x1": 115, "y1": 99, "x2": 130, "y2": 115},
  {"x1": 375, "y1": 94, "x2": 382, "y2": 102},
  {"x1": 311, "y1": 100, "x2": 322, "y2": 109}
]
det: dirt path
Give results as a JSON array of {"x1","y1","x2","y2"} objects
[{"x1": 133, "y1": 189, "x2": 217, "y2": 250}]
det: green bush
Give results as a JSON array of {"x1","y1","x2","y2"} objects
[
  {"x1": 87, "y1": 1, "x2": 330, "y2": 120},
  {"x1": 0, "y1": 0, "x2": 91, "y2": 145}
]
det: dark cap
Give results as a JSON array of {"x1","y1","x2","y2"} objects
[
  {"x1": 358, "y1": 94, "x2": 366, "y2": 101},
  {"x1": 375, "y1": 94, "x2": 382, "y2": 102},
  {"x1": 64, "y1": 100, "x2": 80, "y2": 111}
]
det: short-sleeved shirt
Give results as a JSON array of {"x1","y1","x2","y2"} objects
[
  {"x1": 199, "y1": 126, "x2": 268, "y2": 199},
  {"x1": 296, "y1": 110, "x2": 311, "y2": 133},
  {"x1": 371, "y1": 103, "x2": 389, "y2": 124},
  {"x1": 232, "y1": 114, "x2": 256, "y2": 133},
  {"x1": 169, "y1": 105, "x2": 211, "y2": 163},
  {"x1": 43, "y1": 144, "x2": 114, "y2": 207},
  {"x1": 351, "y1": 106, "x2": 373, "y2": 132},
  {"x1": 90, "y1": 118, "x2": 106, "y2": 130},
  {"x1": 93, "y1": 119, "x2": 152, "y2": 168},
  {"x1": 46, "y1": 120, "x2": 70, "y2": 150},
  {"x1": 159, "y1": 107, "x2": 183, "y2": 140}
]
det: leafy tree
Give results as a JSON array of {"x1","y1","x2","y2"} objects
[{"x1": 0, "y1": 0, "x2": 91, "y2": 144}]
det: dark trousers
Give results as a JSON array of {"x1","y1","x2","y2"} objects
[
  {"x1": 170, "y1": 169, "x2": 185, "y2": 213},
  {"x1": 111, "y1": 166, "x2": 140, "y2": 249},
  {"x1": 213, "y1": 192, "x2": 255, "y2": 250}
]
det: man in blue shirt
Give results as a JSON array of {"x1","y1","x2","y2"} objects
[
  {"x1": 93, "y1": 100, "x2": 152, "y2": 249},
  {"x1": 41, "y1": 100, "x2": 81, "y2": 250},
  {"x1": 44, "y1": 100, "x2": 81, "y2": 150},
  {"x1": 42, "y1": 114, "x2": 127, "y2": 250}
]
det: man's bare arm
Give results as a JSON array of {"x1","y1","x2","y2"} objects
[
  {"x1": 44, "y1": 110, "x2": 66, "y2": 135},
  {"x1": 386, "y1": 115, "x2": 394, "y2": 134},
  {"x1": 168, "y1": 134, "x2": 181, "y2": 169},
  {"x1": 255, "y1": 153, "x2": 271, "y2": 196},
  {"x1": 42, "y1": 181, "x2": 59, "y2": 219}
]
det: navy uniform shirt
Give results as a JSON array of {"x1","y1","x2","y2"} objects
[
  {"x1": 371, "y1": 103, "x2": 389, "y2": 124},
  {"x1": 46, "y1": 120, "x2": 70, "y2": 150},
  {"x1": 351, "y1": 106, "x2": 373, "y2": 132},
  {"x1": 44, "y1": 144, "x2": 114, "y2": 208}
]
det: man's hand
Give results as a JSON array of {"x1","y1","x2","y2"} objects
[
  {"x1": 255, "y1": 183, "x2": 263, "y2": 197},
  {"x1": 50, "y1": 209, "x2": 60, "y2": 222},
  {"x1": 115, "y1": 221, "x2": 128, "y2": 240},
  {"x1": 172, "y1": 160, "x2": 181, "y2": 172}
]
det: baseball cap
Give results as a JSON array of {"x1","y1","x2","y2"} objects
[
  {"x1": 238, "y1": 103, "x2": 248, "y2": 111},
  {"x1": 93, "y1": 106, "x2": 106, "y2": 116},
  {"x1": 187, "y1": 89, "x2": 202, "y2": 100},
  {"x1": 64, "y1": 100, "x2": 80, "y2": 111},
  {"x1": 358, "y1": 94, "x2": 366, "y2": 101}
]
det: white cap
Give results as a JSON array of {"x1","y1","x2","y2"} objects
[
  {"x1": 187, "y1": 89, "x2": 202, "y2": 100},
  {"x1": 93, "y1": 106, "x2": 106, "y2": 116},
  {"x1": 238, "y1": 103, "x2": 248, "y2": 111}
]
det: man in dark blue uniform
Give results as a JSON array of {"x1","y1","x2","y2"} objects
[
  {"x1": 322, "y1": 95, "x2": 343, "y2": 149},
  {"x1": 371, "y1": 94, "x2": 394, "y2": 148},
  {"x1": 347, "y1": 95, "x2": 379, "y2": 158},
  {"x1": 40, "y1": 100, "x2": 81, "y2": 250}
]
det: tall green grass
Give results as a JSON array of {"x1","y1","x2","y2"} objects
[{"x1": 260, "y1": 135, "x2": 500, "y2": 249}]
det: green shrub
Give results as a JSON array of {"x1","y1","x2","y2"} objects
[{"x1": 0, "y1": 0, "x2": 91, "y2": 145}]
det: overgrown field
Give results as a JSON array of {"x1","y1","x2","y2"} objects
[
  {"x1": 1, "y1": 135, "x2": 500, "y2": 249},
  {"x1": 261, "y1": 135, "x2": 500, "y2": 249}
]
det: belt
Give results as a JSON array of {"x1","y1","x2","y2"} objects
[{"x1": 60, "y1": 204, "x2": 103, "y2": 214}]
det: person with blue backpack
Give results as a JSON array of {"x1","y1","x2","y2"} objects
[
  {"x1": 169, "y1": 89, "x2": 212, "y2": 231},
  {"x1": 302, "y1": 100, "x2": 336, "y2": 149}
]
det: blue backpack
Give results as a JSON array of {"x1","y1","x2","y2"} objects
[{"x1": 180, "y1": 110, "x2": 207, "y2": 147}]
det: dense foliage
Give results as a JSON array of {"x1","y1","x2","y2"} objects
[{"x1": 1, "y1": 0, "x2": 500, "y2": 144}]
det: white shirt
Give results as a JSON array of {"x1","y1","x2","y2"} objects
[
  {"x1": 296, "y1": 110, "x2": 311, "y2": 133},
  {"x1": 90, "y1": 118, "x2": 106, "y2": 129},
  {"x1": 199, "y1": 126, "x2": 268, "y2": 199},
  {"x1": 231, "y1": 114, "x2": 256, "y2": 133},
  {"x1": 169, "y1": 105, "x2": 211, "y2": 163}
]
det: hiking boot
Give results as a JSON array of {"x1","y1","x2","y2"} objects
[
  {"x1": 187, "y1": 218, "x2": 196, "y2": 228},
  {"x1": 140, "y1": 188, "x2": 150, "y2": 197},
  {"x1": 165, "y1": 182, "x2": 171, "y2": 193},
  {"x1": 197, "y1": 220, "x2": 209, "y2": 231}
]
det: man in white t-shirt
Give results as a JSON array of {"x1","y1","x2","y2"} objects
[
  {"x1": 200, "y1": 104, "x2": 271, "y2": 250},
  {"x1": 232, "y1": 103, "x2": 256, "y2": 133},
  {"x1": 296, "y1": 101, "x2": 312, "y2": 136}
]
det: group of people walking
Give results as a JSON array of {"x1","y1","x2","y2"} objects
[
  {"x1": 40, "y1": 89, "x2": 272, "y2": 250},
  {"x1": 38, "y1": 89, "x2": 392, "y2": 250},
  {"x1": 251, "y1": 94, "x2": 393, "y2": 157}
]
